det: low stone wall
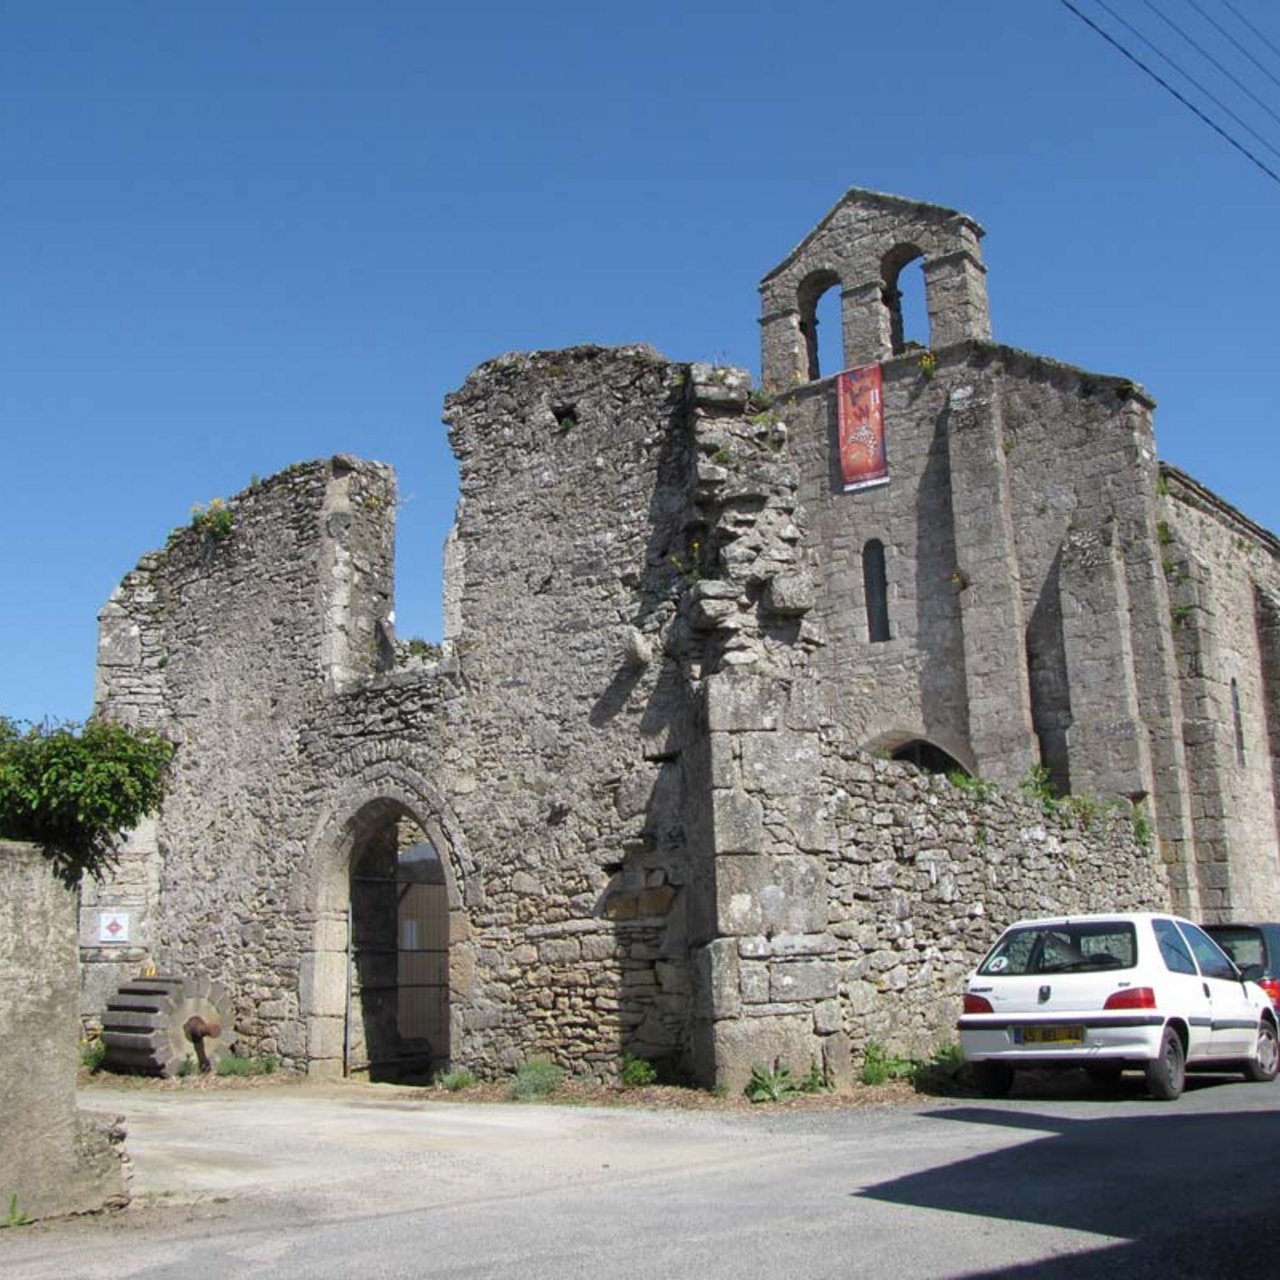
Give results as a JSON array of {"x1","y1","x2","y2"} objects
[
  {"x1": 0, "y1": 842, "x2": 127, "y2": 1220},
  {"x1": 696, "y1": 665, "x2": 1172, "y2": 1091},
  {"x1": 821, "y1": 752, "x2": 1169, "y2": 1061}
]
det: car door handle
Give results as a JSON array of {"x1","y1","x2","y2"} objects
[{"x1": 1203, "y1": 983, "x2": 1211, "y2": 999}]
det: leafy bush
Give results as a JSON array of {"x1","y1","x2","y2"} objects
[
  {"x1": 190, "y1": 497, "x2": 234, "y2": 540},
  {"x1": 1019, "y1": 763, "x2": 1061, "y2": 816},
  {"x1": 0, "y1": 717, "x2": 174, "y2": 886},
  {"x1": 947, "y1": 770, "x2": 997, "y2": 802},
  {"x1": 910, "y1": 1044, "x2": 968, "y2": 1095},
  {"x1": 3, "y1": 1194, "x2": 31, "y2": 1229},
  {"x1": 744, "y1": 1058, "x2": 829, "y2": 1102},
  {"x1": 510, "y1": 1057, "x2": 564, "y2": 1100},
  {"x1": 439, "y1": 1068, "x2": 476, "y2": 1092},
  {"x1": 797, "y1": 1059, "x2": 829, "y2": 1094},
  {"x1": 80, "y1": 1037, "x2": 106, "y2": 1073},
  {"x1": 860, "y1": 1041, "x2": 917, "y2": 1086},
  {"x1": 405, "y1": 637, "x2": 442, "y2": 662},
  {"x1": 745, "y1": 1062, "x2": 801, "y2": 1103},
  {"x1": 216, "y1": 1052, "x2": 278, "y2": 1077},
  {"x1": 620, "y1": 1053, "x2": 658, "y2": 1087}
]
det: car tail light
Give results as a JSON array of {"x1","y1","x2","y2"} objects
[
  {"x1": 1259, "y1": 977, "x2": 1280, "y2": 1009},
  {"x1": 964, "y1": 993, "x2": 994, "y2": 1014},
  {"x1": 1104, "y1": 986, "x2": 1156, "y2": 1010}
]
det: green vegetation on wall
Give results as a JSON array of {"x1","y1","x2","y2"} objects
[{"x1": 0, "y1": 717, "x2": 174, "y2": 886}]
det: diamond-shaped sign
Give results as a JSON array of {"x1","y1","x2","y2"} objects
[{"x1": 98, "y1": 911, "x2": 130, "y2": 944}]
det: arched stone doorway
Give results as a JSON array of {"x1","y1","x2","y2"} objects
[
  {"x1": 303, "y1": 790, "x2": 466, "y2": 1082},
  {"x1": 348, "y1": 813, "x2": 450, "y2": 1081}
]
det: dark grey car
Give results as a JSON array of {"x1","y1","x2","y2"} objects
[{"x1": 1203, "y1": 923, "x2": 1280, "y2": 1013}]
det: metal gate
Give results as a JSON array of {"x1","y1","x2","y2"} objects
[{"x1": 345, "y1": 840, "x2": 448, "y2": 1080}]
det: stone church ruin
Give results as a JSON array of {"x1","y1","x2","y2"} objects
[{"x1": 83, "y1": 188, "x2": 1280, "y2": 1090}]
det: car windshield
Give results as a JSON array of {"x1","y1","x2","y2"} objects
[{"x1": 978, "y1": 921, "x2": 1138, "y2": 976}]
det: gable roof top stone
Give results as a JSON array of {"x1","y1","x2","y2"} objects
[{"x1": 759, "y1": 186, "x2": 985, "y2": 289}]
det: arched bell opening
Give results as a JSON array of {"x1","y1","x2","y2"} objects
[{"x1": 797, "y1": 267, "x2": 843, "y2": 380}]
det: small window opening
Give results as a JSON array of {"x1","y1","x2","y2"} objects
[
  {"x1": 863, "y1": 538, "x2": 890, "y2": 642},
  {"x1": 1232, "y1": 678, "x2": 1246, "y2": 764},
  {"x1": 891, "y1": 740, "x2": 964, "y2": 775}
]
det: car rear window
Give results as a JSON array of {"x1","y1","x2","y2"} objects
[
  {"x1": 1204, "y1": 925, "x2": 1267, "y2": 972},
  {"x1": 979, "y1": 921, "x2": 1137, "y2": 976}
]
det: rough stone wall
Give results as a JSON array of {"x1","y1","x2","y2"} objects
[
  {"x1": 818, "y1": 757, "x2": 1166, "y2": 1062},
  {"x1": 667, "y1": 363, "x2": 1171, "y2": 1085},
  {"x1": 89, "y1": 457, "x2": 402, "y2": 1063},
  {"x1": 759, "y1": 188, "x2": 1205, "y2": 915},
  {"x1": 779, "y1": 345, "x2": 1180, "y2": 796},
  {"x1": 1, "y1": 842, "x2": 126, "y2": 1220},
  {"x1": 437, "y1": 345, "x2": 700, "y2": 1073},
  {"x1": 693, "y1": 737, "x2": 1167, "y2": 1089},
  {"x1": 1160, "y1": 466, "x2": 1280, "y2": 920},
  {"x1": 89, "y1": 347, "x2": 715, "y2": 1080},
  {"x1": 781, "y1": 356, "x2": 972, "y2": 773}
]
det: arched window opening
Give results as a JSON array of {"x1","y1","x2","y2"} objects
[
  {"x1": 863, "y1": 538, "x2": 890, "y2": 642},
  {"x1": 1232, "y1": 678, "x2": 1246, "y2": 765},
  {"x1": 891, "y1": 740, "x2": 965, "y2": 776},
  {"x1": 798, "y1": 269, "x2": 842, "y2": 381},
  {"x1": 881, "y1": 246, "x2": 929, "y2": 356},
  {"x1": 349, "y1": 814, "x2": 449, "y2": 1082}
]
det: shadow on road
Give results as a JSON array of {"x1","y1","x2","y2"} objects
[{"x1": 858, "y1": 1090, "x2": 1279, "y2": 1278}]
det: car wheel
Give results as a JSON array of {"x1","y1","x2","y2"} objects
[
  {"x1": 973, "y1": 1061, "x2": 1014, "y2": 1098},
  {"x1": 1144, "y1": 1027, "x2": 1185, "y2": 1101},
  {"x1": 1242, "y1": 1020, "x2": 1279, "y2": 1083}
]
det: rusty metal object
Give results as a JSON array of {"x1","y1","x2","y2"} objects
[{"x1": 183, "y1": 1014, "x2": 224, "y2": 1073}]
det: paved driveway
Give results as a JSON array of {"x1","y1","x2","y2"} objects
[{"x1": 1, "y1": 1074, "x2": 1277, "y2": 1278}]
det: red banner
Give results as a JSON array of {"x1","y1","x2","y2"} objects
[{"x1": 836, "y1": 365, "x2": 888, "y2": 492}]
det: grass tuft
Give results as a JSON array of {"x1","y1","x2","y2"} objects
[{"x1": 510, "y1": 1057, "x2": 564, "y2": 1100}]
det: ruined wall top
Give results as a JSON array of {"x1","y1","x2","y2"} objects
[
  {"x1": 96, "y1": 454, "x2": 398, "y2": 732},
  {"x1": 759, "y1": 187, "x2": 992, "y2": 385}
]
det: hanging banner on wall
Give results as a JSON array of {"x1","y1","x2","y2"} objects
[{"x1": 836, "y1": 365, "x2": 888, "y2": 491}]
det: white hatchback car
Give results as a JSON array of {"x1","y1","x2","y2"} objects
[{"x1": 958, "y1": 912, "x2": 1280, "y2": 1100}]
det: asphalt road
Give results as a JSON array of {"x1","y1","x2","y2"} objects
[{"x1": 2, "y1": 1072, "x2": 1277, "y2": 1279}]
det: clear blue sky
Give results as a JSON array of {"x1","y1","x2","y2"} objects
[{"x1": 3, "y1": 1, "x2": 1277, "y2": 725}]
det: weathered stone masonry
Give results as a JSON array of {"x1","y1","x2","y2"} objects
[
  {"x1": 86, "y1": 188, "x2": 1279, "y2": 1089},
  {"x1": 3, "y1": 842, "x2": 126, "y2": 1219}
]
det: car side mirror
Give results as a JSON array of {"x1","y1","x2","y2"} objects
[{"x1": 1239, "y1": 962, "x2": 1264, "y2": 984}]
